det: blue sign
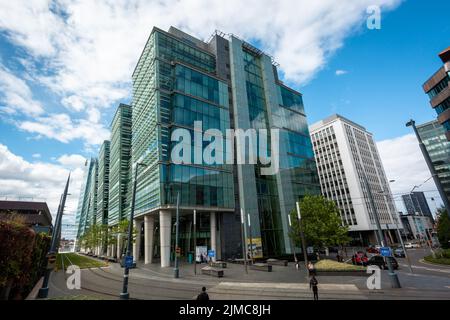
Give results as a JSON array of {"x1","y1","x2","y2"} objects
[
  {"x1": 380, "y1": 247, "x2": 391, "y2": 257},
  {"x1": 125, "y1": 255, "x2": 134, "y2": 268},
  {"x1": 208, "y1": 250, "x2": 215, "y2": 257}
]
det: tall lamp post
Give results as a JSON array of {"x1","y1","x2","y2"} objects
[
  {"x1": 174, "y1": 191, "x2": 180, "y2": 278},
  {"x1": 120, "y1": 162, "x2": 147, "y2": 300},
  {"x1": 406, "y1": 119, "x2": 450, "y2": 218},
  {"x1": 247, "y1": 213, "x2": 253, "y2": 263},
  {"x1": 240, "y1": 208, "x2": 248, "y2": 274},
  {"x1": 378, "y1": 180, "x2": 413, "y2": 273},
  {"x1": 193, "y1": 209, "x2": 197, "y2": 275},
  {"x1": 295, "y1": 201, "x2": 309, "y2": 280},
  {"x1": 363, "y1": 174, "x2": 401, "y2": 288},
  {"x1": 287, "y1": 214, "x2": 298, "y2": 267},
  {"x1": 38, "y1": 174, "x2": 71, "y2": 298}
]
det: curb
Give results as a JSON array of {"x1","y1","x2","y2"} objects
[
  {"x1": 419, "y1": 258, "x2": 450, "y2": 268},
  {"x1": 25, "y1": 276, "x2": 44, "y2": 300}
]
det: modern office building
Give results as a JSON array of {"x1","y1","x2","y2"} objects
[
  {"x1": 310, "y1": 114, "x2": 401, "y2": 246},
  {"x1": 416, "y1": 120, "x2": 450, "y2": 207},
  {"x1": 0, "y1": 200, "x2": 53, "y2": 234},
  {"x1": 402, "y1": 192, "x2": 434, "y2": 223},
  {"x1": 75, "y1": 158, "x2": 98, "y2": 240},
  {"x1": 97, "y1": 140, "x2": 110, "y2": 227},
  {"x1": 108, "y1": 104, "x2": 132, "y2": 227},
  {"x1": 128, "y1": 26, "x2": 320, "y2": 267},
  {"x1": 422, "y1": 47, "x2": 450, "y2": 141},
  {"x1": 400, "y1": 213, "x2": 433, "y2": 242}
]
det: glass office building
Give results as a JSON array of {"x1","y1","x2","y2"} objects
[
  {"x1": 75, "y1": 27, "x2": 320, "y2": 265},
  {"x1": 75, "y1": 158, "x2": 98, "y2": 240},
  {"x1": 129, "y1": 27, "x2": 319, "y2": 267},
  {"x1": 97, "y1": 140, "x2": 110, "y2": 226},
  {"x1": 417, "y1": 120, "x2": 450, "y2": 206},
  {"x1": 108, "y1": 104, "x2": 132, "y2": 227}
]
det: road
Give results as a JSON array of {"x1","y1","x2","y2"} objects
[{"x1": 45, "y1": 250, "x2": 450, "y2": 300}]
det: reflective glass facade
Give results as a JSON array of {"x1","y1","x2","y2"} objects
[
  {"x1": 108, "y1": 104, "x2": 132, "y2": 226},
  {"x1": 76, "y1": 27, "x2": 320, "y2": 259},
  {"x1": 229, "y1": 36, "x2": 320, "y2": 256},
  {"x1": 417, "y1": 121, "x2": 450, "y2": 205},
  {"x1": 75, "y1": 158, "x2": 98, "y2": 238},
  {"x1": 132, "y1": 29, "x2": 234, "y2": 217},
  {"x1": 97, "y1": 140, "x2": 110, "y2": 225}
]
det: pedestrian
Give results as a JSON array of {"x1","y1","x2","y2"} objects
[
  {"x1": 196, "y1": 287, "x2": 209, "y2": 301},
  {"x1": 310, "y1": 275, "x2": 319, "y2": 300},
  {"x1": 307, "y1": 261, "x2": 316, "y2": 276}
]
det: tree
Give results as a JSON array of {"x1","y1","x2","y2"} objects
[
  {"x1": 436, "y1": 207, "x2": 450, "y2": 249},
  {"x1": 288, "y1": 195, "x2": 350, "y2": 249}
]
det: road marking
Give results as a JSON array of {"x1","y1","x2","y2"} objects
[{"x1": 399, "y1": 263, "x2": 450, "y2": 274}]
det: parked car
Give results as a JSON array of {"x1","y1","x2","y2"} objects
[
  {"x1": 352, "y1": 251, "x2": 368, "y2": 266},
  {"x1": 405, "y1": 242, "x2": 420, "y2": 249},
  {"x1": 367, "y1": 246, "x2": 380, "y2": 254},
  {"x1": 393, "y1": 247, "x2": 405, "y2": 258},
  {"x1": 368, "y1": 255, "x2": 399, "y2": 270}
]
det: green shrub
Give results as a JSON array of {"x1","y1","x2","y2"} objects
[
  {"x1": 0, "y1": 221, "x2": 51, "y2": 300},
  {"x1": 314, "y1": 259, "x2": 366, "y2": 272}
]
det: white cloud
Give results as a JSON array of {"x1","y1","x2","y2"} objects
[
  {"x1": 0, "y1": 65, "x2": 44, "y2": 115},
  {"x1": 0, "y1": 143, "x2": 86, "y2": 238},
  {"x1": 335, "y1": 69, "x2": 348, "y2": 76},
  {"x1": 0, "y1": 0, "x2": 403, "y2": 115},
  {"x1": 32, "y1": 153, "x2": 41, "y2": 158},
  {"x1": 57, "y1": 154, "x2": 87, "y2": 169},
  {"x1": 18, "y1": 113, "x2": 110, "y2": 146},
  {"x1": 376, "y1": 133, "x2": 443, "y2": 213}
]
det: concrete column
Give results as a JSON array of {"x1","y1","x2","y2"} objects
[
  {"x1": 107, "y1": 244, "x2": 111, "y2": 257},
  {"x1": 210, "y1": 212, "x2": 217, "y2": 262},
  {"x1": 144, "y1": 215, "x2": 155, "y2": 264},
  {"x1": 133, "y1": 220, "x2": 142, "y2": 263},
  {"x1": 117, "y1": 234, "x2": 122, "y2": 259},
  {"x1": 160, "y1": 210, "x2": 172, "y2": 267}
]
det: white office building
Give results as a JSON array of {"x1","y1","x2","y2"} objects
[{"x1": 309, "y1": 114, "x2": 402, "y2": 246}]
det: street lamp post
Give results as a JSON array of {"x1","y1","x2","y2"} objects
[
  {"x1": 247, "y1": 213, "x2": 253, "y2": 263},
  {"x1": 240, "y1": 208, "x2": 248, "y2": 274},
  {"x1": 120, "y1": 162, "x2": 146, "y2": 300},
  {"x1": 38, "y1": 174, "x2": 70, "y2": 299},
  {"x1": 295, "y1": 201, "x2": 309, "y2": 280},
  {"x1": 193, "y1": 209, "x2": 197, "y2": 275},
  {"x1": 174, "y1": 191, "x2": 180, "y2": 278},
  {"x1": 287, "y1": 214, "x2": 298, "y2": 267},
  {"x1": 363, "y1": 174, "x2": 401, "y2": 288},
  {"x1": 382, "y1": 188, "x2": 413, "y2": 274},
  {"x1": 406, "y1": 119, "x2": 450, "y2": 218}
]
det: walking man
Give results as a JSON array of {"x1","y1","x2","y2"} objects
[
  {"x1": 310, "y1": 276, "x2": 319, "y2": 300},
  {"x1": 196, "y1": 286, "x2": 210, "y2": 301}
]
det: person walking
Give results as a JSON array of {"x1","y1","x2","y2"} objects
[
  {"x1": 307, "y1": 261, "x2": 316, "y2": 276},
  {"x1": 196, "y1": 287, "x2": 209, "y2": 301},
  {"x1": 310, "y1": 276, "x2": 319, "y2": 300}
]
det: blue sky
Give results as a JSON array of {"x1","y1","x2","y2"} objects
[
  {"x1": 303, "y1": 0, "x2": 449, "y2": 139},
  {"x1": 0, "y1": 0, "x2": 448, "y2": 234}
]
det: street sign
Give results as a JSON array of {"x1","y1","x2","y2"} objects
[
  {"x1": 124, "y1": 255, "x2": 134, "y2": 268},
  {"x1": 208, "y1": 250, "x2": 215, "y2": 258},
  {"x1": 380, "y1": 247, "x2": 391, "y2": 257}
]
